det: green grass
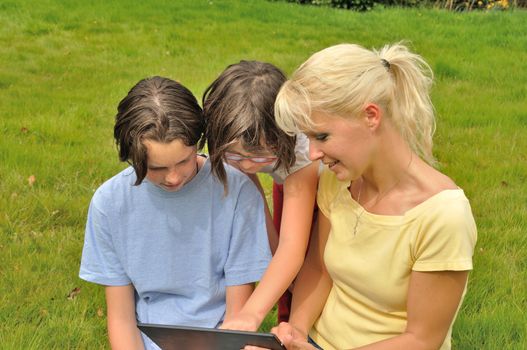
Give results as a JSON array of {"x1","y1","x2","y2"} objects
[{"x1": 1, "y1": 1, "x2": 526, "y2": 348}]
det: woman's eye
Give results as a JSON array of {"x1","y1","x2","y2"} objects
[{"x1": 315, "y1": 133, "x2": 328, "y2": 141}]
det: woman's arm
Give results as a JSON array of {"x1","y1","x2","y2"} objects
[
  {"x1": 222, "y1": 162, "x2": 320, "y2": 331},
  {"x1": 283, "y1": 210, "x2": 333, "y2": 337},
  {"x1": 354, "y1": 270, "x2": 469, "y2": 350},
  {"x1": 245, "y1": 210, "x2": 332, "y2": 350},
  {"x1": 105, "y1": 285, "x2": 144, "y2": 350}
]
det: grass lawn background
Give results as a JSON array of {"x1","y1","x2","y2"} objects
[{"x1": 1, "y1": 0, "x2": 526, "y2": 348}]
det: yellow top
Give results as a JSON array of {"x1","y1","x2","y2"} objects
[{"x1": 310, "y1": 170, "x2": 477, "y2": 350}]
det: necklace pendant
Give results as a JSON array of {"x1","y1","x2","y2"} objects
[{"x1": 353, "y1": 207, "x2": 365, "y2": 236}]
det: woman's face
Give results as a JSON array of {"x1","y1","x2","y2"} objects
[{"x1": 306, "y1": 111, "x2": 373, "y2": 182}]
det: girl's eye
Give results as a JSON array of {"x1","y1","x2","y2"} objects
[{"x1": 315, "y1": 133, "x2": 329, "y2": 141}]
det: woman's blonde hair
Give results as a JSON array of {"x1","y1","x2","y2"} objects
[{"x1": 275, "y1": 43, "x2": 436, "y2": 165}]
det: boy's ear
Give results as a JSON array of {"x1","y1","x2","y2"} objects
[{"x1": 363, "y1": 103, "x2": 382, "y2": 131}]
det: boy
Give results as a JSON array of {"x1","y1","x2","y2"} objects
[{"x1": 79, "y1": 76, "x2": 271, "y2": 349}]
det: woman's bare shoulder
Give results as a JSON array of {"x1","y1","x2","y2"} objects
[{"x1": 406, "y1": 162, "x2": 459, "y2": 209}]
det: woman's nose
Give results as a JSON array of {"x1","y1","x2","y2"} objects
[{"x1": 309, "y1": 142, "x2": 324, "y2": 161}]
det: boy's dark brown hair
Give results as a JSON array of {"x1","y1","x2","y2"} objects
[
  {"x1": 114, "y1": 76, "x2": 204, "y2": 185},
  {"x1": 202, "y1": 60, "x2": 296, "y2": 192}
]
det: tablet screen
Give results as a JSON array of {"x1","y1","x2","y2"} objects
[{"x1": 138, "y1": 323, "x2": 286, "y2": 350}]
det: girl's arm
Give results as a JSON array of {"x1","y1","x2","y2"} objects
[
  {"x1": 222, "y1": 161, "x2": 320, "y2": 331},
  {"x1": 352, "y1": 270, "x2": 469, "y2": 350},
  {"x1": 105, "y1": 285, "x2": 144, "y2": 350},
  {"x1": 224, "y1": 283, "x2": 256, "y2": 322}
]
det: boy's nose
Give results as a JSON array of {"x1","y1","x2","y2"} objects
[{"x1": 165, "y1": 169, "x2": 182, "y2": 184}]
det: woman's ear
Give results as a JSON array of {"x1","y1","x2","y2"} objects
[{"x1": 364, "y1": 103, "x2": 382, "y2": 131}]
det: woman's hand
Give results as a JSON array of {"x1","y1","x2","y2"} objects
[
  {"x1": 243, "y1": 322, "x2": 309, "y2": 350},
  {"x1": 271, "y1": 322, "x2": 310, "y2": 349},
  {"x1": 287, "y1": 339, "x2": 318, "y2": 350}
]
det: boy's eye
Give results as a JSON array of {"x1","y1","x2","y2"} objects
[
  {"x1": 148, "y1": 167, "x2": 166, "y2": 171},
  {"x1": 315, "y1": 133, "x2": 329, "y2": 141}
]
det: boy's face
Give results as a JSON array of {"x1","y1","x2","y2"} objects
[
  {"x1": 224, "y1": 141, "x2": 277, "y2": 174},
  {"x1": 144, "y1": 139, "x2": 198, "y2": 192}
]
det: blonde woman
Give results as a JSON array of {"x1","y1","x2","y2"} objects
[{"x1": 270, "y1": 43, "x2": 477, "y2": 350}]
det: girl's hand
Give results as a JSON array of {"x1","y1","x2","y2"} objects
[{"x1": 220, "y1": 311, "x2": 260, "y2": 332}]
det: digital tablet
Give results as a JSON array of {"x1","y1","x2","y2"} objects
[{"x1": 138, "y1": 323, "x2": 286, "y2": 350}]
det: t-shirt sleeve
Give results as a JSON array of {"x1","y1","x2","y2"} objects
[
  {"x1": 317, "y1": 169, "x2": 340, "y2": 218},
  {"x1": 268, "y1": 133, "x2": 314, "y2": 184},
  {"x1": 223, "y1": 179, "x2": 272, "y2": 286},
  {"x1": 79, "y1": 191, "x2": 131, "y2": 286},
  {"x1": 290, "y1": 133, "x2": 313, "y2": 173},
  {"x1": 412, "y1": 193, "x2": 477, "y2": 272}
]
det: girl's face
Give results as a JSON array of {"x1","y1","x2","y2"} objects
[
  {"x1": 306, "y1": 111, "x2": 373, "y2": 182},
  {"x1": 224, "y1": 141, "x2": 277, "y2": 174},
  {"x1": 144, "y1": 139, "x2": 198, "y2": 192}
]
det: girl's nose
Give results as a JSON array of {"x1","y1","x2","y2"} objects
[{"x1": 237, "y1": 159, "x2": 254, "y2": 172}]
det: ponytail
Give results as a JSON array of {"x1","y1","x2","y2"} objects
[{"x1": 377, "y1": 43, "x2": 436, "y2": 165}]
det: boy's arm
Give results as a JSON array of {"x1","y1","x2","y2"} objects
[
  {"x1": 224, "y1": 283, "x2": 256, "y2": 322},
  {"x1": 105, "y1": 285, "x2": 144, "y2": 350}
]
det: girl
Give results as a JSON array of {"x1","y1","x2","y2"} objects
[
  {"x1": 272, "y1": 43, "x2": 477, "y2": 350},
  {"x1": 203, "y1": 61, "x2": 320, "y2": 330}
]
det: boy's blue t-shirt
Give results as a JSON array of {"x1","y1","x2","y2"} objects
[{"x1": 79, "y1": 158, "x2": 271, "y2": 347}]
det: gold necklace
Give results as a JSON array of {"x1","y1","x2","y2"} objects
[
  {"x1": 352, "y1": 180, "x2": 365, "y2": 236},
  {"x1": 352, "y1": 153, "x2": 413, "y2": 236}
]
